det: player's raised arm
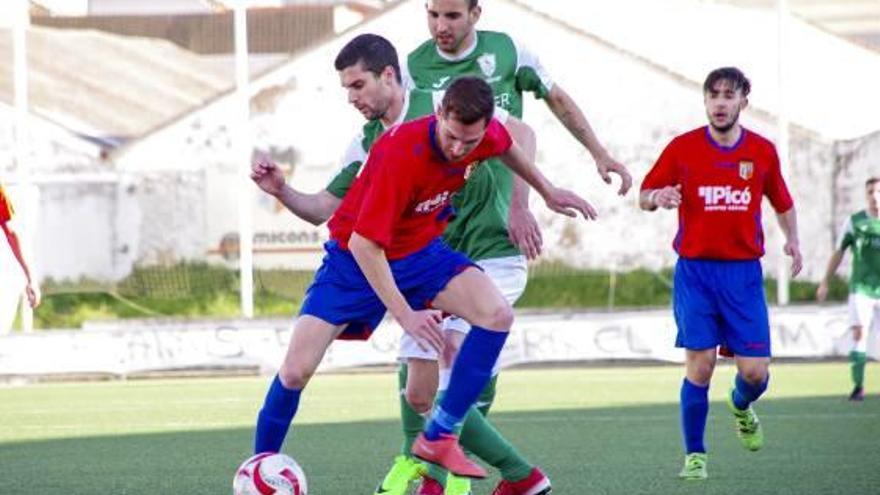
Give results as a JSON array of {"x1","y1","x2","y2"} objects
[
  {"x1": 544, "y1": 84, "x2": 632, "y2": 195},
  {"x1": 498, "y1": 141, "x2": 597, "y2": 221},
  {"x1": 250, "y1": 155, "x2": 341, "y2": 226}
]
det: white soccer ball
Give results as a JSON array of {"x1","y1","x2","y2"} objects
[{"x1": 233, "y1": 452, "x2": 308, "y2": 495}]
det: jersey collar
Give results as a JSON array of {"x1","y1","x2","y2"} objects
[
  {"x1": 435, "y1": 31, "x2": 479, "y2": 62},
  {"x1": 383, "y1": 89, "x2": 411, "y2": 130},
  {"x1": 704, "y1": 126, "x2": 746, "y2": 152}
]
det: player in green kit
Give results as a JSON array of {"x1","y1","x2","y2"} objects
[
  {"x1": 252, "y1": 34, "x2": 554, "y2": 495},
  {"x1": 817, "y1": 177, "x2": 880, "y2": 401},
  {"x1": 372, "y1": 1, "x2": 631, "y2": 494}
]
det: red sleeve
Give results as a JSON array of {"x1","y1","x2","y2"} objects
[
  {"x1": 472, "y1": 119, "x2": 513, "y2": 161},
  {"x1": 641, "y1": 139, "x2": 679, "y2": 191},
  {"x1": 352, "y1": 142, "x2": 413, "y2": 249},
  {"x1": 0, "y1": 185, "x2": 13, "y2": 224},
  {"x1": 763, "y1": 144, "x2": 794, "y2": 213}
]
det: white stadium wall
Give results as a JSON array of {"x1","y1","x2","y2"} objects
[{"x1": 8, "y1": 0, "x2": 880, "y2": 283}]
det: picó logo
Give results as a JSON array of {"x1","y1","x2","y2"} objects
[{"x1": 698, "y1": 186, "x2": 752, "y2": 211}]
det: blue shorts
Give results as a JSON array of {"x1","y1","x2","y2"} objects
[
  {"x1": 299, "y1": 238, "x2": 477, "y2": 340},
  {"x1": 673, "y1": 258, "x2": 771, "y2": 357}
]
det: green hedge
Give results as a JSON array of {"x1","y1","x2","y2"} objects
[{"x1": 18, "y1": 262, "x2": 849, "y2": 330}]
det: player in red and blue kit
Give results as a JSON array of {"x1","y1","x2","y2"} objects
[
  {"x1": 640, "y1": 67, "x2": 802, "y2": 480},
  {"x1": 252, "y1": 76, "x2": 596, "y2": 479}
]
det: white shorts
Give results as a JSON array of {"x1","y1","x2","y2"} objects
[
  {"x1": 848, "y1": 293, "x2": 880, "y2": 352},
  {"x1": 398, "y1": 255, "x2": 528, "y2": 361}
]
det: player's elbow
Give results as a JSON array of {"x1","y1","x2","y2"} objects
[
  {"x1": 348, "y1": 232, "x2": 380, "y2": 259},
  {"x1": 310, "y1": 193, "x2": 341, "y2": 225},
  {"x1": 306, "y1": 211, "x2": 330, "y2": 226}
]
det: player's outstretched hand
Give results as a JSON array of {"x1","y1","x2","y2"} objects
[
  {"x1": 785, "y1": 241, "x2": 803, "y2": 278},
  {"x1": 508, "y1": 204, "x2": 542, "y2": 260},
  {"x1": 595, "y1": 153, "x2": 632, "y2": 196},
  {"x1": 544, "y1": 187, "x2": 598, "y2": 220},
  {"x1": 250, "y1": 155, "x2": 285, "y2": 197},
  {"x1": 399, "y1": 309, "x2": 444, "y2": 353}
]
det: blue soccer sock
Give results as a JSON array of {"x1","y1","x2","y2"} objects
[
  {"x1": 425, "y1": 326, "x2": 508, "y2": 440},
  {"x1": 254, "y1": 375, "x2": 302, "y2": 454},
  {"x1": 680, "y1": 378, "x2": 709, "y2": 454},
  {"x1": 732, "y1": 373, "x2": 769, "y2": 410}
]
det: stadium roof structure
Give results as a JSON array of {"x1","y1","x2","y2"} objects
[
  {"x1": 511, "y1": 0, "x2": 880, "y2": 141},
  {"x1": 722, "y1": 0, "x2": 880, "y2": 52},
  {"x1": 117, "y1": 0, "x2": 880, "y2": 156},
  {"x1": 0, "y1": 25, "x2": 233, "y2": 145}
]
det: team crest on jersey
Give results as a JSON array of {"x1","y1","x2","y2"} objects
[
  {"x1": 739, "y1": 160, "x2": 754, "y2": 180},
  {"x1": 463, "y1": 161, "x2": 480, "y2": 180},
  {"x1": 477, "y1": 53, "x2": 496, "y2": 78}
]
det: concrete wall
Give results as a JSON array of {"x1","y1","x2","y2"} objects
[{"x1": 14, "y1": 0, "x2": 880, "y2": 285}]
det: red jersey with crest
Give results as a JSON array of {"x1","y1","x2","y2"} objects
[
  {"x1": 641, "y1": 127, "x2": 793, "y2": 260},
  {"x1": 328, "y1": 115, "x2": 512, "y2": 260},
  {"x1": 0, "y1": 184, "x2": 14, "y2": 224}
]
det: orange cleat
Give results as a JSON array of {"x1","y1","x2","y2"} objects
[{"x1": 411, "y1": 433, "x2": 487, "y2": 479}]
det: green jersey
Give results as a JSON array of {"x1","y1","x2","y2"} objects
[
  {"x1": 326, "y1": 89, "x2": 442, "y2": 198},
  {"x1": 839, "y1": 210, "x2": 880, "y2": 298},
  {"x1": 404, "y1": 30, "x2": 553, "y2": 261}
]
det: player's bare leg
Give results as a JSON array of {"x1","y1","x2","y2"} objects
[
  {"x1": 411, "y1": 267, "x2": 511, "y2": 478},
  {"x1": 254, "y1": 316, "x2": 344, "y2": 454}
]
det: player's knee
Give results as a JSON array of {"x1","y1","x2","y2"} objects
[
  {"x1": 405, "y1": 388, "x2": 433, "y2": 414},
  {"x1": 688, "y1": 362, "x2": 715, "y2": 384},
  {"x1": 483, "y1": 303, "x2": 514, "y2": 330},
  {"x1": 739, "y1": 367, "x2": 767, "y2": 385},
  {"x1": 278, "y1": 363, "x2": 314, "y2": 390}
]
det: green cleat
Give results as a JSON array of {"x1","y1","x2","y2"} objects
[
  {"x1": 678, "y1": 452, "x2": 708, "y2": 480},
  {"x1": 445, "y1": 473, "x2": 472, "y2": 495},
  {"x1": 374, "y1": 455, "x2": 427, "y2": 495},
  {"x1": 727, "y1": 388, "x2": 764, "y2": 451}
]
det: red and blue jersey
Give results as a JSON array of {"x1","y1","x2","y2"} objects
[
  {"x1": 641, "y1": 127, "x2": 793, "y2": 260},
  {"x1": 328, "y1": 115, "x2": 512, "y2": 260},
  {"x1": 0, "y1": 184, "x2": 14, "y2": 224}
]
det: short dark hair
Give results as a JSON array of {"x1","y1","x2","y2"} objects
[
  {"x1": 441, "y1": 76, "x2": 495, "y2": 126},
  {"x1": 334, "y1": 34, "x2": 401, "y2": 84},
  {"x1": 866, "y1": 177, "x2": 880, "y2": 188},
  {"x1": 703, "y1": 67, "x2": 751, "y2": 96},
  {"x1": 468, "y1": 0, "x2": 479, "y2": 8}
]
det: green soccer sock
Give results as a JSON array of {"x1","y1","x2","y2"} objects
[
  {"x1": 398, "y1": 363, "x2": 425, "y2": 456},
  {"x1": 850, "y1": 351, "x2": 867, "y2": 389},
  {"x1": 476, "y1": 374, "x2": 498, "y2": 416}
]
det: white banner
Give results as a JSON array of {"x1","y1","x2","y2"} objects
[{"x1": 0, "y1": 306, "x2": 876, "y2": 377}]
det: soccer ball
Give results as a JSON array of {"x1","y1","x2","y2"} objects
[{"x1": 233, "y1": 452, "x2": 308, "y2": 495}]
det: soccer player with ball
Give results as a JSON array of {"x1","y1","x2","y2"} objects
[
  {"x1": 250, "y1": 33, "x2": 554, "y2": 494},
  {"x1": 249, "y1": 74, "x2": 595, "y2": 492}
]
